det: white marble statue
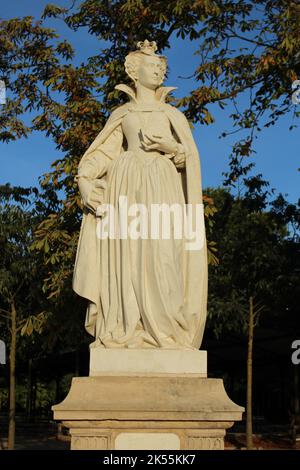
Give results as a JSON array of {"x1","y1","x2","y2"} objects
[{"x1": 73, "y1": 40, "x2": 207, "y2": 350}]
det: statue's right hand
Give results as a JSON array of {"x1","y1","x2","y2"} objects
[{"x1": 86, "y1": 179, "x2": 107, "y2": 214}]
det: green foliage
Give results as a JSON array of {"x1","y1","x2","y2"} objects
[
  {"x1": 203, "y1": 194, "x2": 219, "y2": 265},
  {"x1": 1, "y1": 380, "x2": 48, "y2": 413},
  {"x1": 20, "y1": 312, "x2": 50, "y2": 337},
  {"x1": 0, "y1": 185, "x2": 50, "y2": 349},
  {"x1": 180, "y1": 0, "x2": 300, "y2": 181},
  {"x1": 205, "y1": 182, "x2": 300, "y2": 337},
  {"x1": 42, "y1": 4, "x2": 68, "y2": 19},
  {"x1": 0, "y1": 185, "x2": 37, "y2": 303}
]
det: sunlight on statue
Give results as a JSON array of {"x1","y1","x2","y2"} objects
[{"x1": 73, "y1": 40, "x2": 207, "y2": 349}]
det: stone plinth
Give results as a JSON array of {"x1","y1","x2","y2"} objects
[
  {"x1": 52, "y1": 372, "x2": 244, "y2": 450},
  {"x1": 90, "y1": 348, "x2": 207, "y2": 376}
]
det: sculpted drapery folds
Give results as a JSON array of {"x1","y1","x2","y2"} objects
[{"x1": 73, "y1": 41, "x2": 207, "y2": 350}]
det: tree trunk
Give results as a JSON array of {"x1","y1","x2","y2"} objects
[
  {"x1": 246, "y1": 296, "x2": 254, "y2": 450},
  {"x1": 8, "y1": 300, "x2": 16, "y2": 450},
  {"x1": 26, "y1": 358, "x2": 33, "y2": 419}
]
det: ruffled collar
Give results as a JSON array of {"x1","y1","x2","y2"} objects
[{"x1": 115, "y1": 84, "x2": 177, "y2": 105}]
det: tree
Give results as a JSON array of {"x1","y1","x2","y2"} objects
[
  {"x1": 42, "y1": 0, "x2": 300, "y2": 179},
  {"x1": 179, "y1": 0, "x2": 300, "y2": 182},
  {"x1": 0, "y1": 185, "x2": 49, "y2": 449},
  {"x1": 205, "y1": 179, "x2": 300, "y2": 448}
]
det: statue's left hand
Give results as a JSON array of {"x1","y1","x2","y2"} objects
[{"x1": 141, "y1": 134, "x2": 178, "y2": 155}]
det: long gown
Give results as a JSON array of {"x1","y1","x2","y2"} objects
[{"x1": 81, "y1": 105, "x2": 194, "y2": 349}]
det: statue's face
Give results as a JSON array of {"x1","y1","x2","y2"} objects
[{"x1": 137, "y1": 55, "x2": 164, "y2": 89}]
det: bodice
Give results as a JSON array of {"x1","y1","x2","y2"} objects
[{"x1": 121, "y1": 106, "x2": 176, "y2": 156}]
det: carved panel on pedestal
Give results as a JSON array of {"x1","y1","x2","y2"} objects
[
  {"x1": 186, "y1": 436, "x2": 224, "y2": 450},
  {"x1": 72, "y1": 434, "x2": 109, "y2": 450}
]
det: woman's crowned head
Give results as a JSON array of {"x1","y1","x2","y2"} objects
[{"x1": 125, "y1": 40, "x2": 167, "y2": 89}]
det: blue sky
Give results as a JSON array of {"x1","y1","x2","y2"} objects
[{"x1": 1, "y1": 0, "x2": 299, "y2": 202}]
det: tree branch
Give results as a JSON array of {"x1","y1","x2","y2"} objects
[
  {"x1": 227, "y1": 29, "x2": 273, "y2": 49},
  {"x1": 165, "y1": 22, "x2": 178, "y2": 42},
  {"x1": 0, "y1": 307, "x2": 10, "y2": 316},
  {"x1": 11, "y1": 280, "x2": 25, "y2": 301},
  {"x1": 0, "y1": 313, "x2": 10, "y2": 321}
]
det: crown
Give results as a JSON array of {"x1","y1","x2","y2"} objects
[{"x1": 136, "y1": 40, "x2": 158, "y2": 55}]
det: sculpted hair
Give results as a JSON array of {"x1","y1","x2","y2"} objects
[{"x1": 124, "y1": 51, "x2": 167, "y2": 86}]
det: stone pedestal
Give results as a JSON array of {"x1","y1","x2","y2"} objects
[
  {"x1": 52, "y1": 350, "x2": 244, "y2": 450},
  {"x1": 90, "y1": 348, "x2": 207, "y2": 376}
]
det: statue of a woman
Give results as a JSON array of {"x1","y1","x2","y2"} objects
[{"x1": 73, "y1": 40, "x2": 207, "y2": 350}]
